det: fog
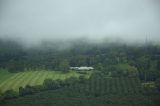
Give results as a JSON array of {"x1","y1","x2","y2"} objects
[{"x1": 0, "y1": 0, "x2": 160, "y2": 45}]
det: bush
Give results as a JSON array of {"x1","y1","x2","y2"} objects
[
  {"x1": 3, "y1": 90, "x2": 18, "y2": 99},
  {"x1": 43, "y1": 79, "x2": 60, "y2": 90},
  {"x1": 0, "y1": 93, "x2": 4, "y2": 102},
  {"x1": 19, "y1": 85, "x2": 42, "y2": 96}
]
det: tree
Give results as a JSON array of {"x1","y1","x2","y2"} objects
[
  {"x1": 96, "y1": 63, "x2": 104, "y2": 71},
  {"x1": 65, "y1": 77, "x2": 78, "y2": 86},
  {"x1": 19, "y1": 86, "x2": 35, "y2": 96},
  {"x1": 19, "y1": 85, "x2": 41, "y2": 96},
  {"x1": 58, "y1": 59, "x2": 70, "y2": 72},
  {"x1": 136, "y1": 56, "x2": 150, "y2": 80},
  {"x1": 3, "y1": 90, "x2": 18, "y2": 99},
  {"x1": 155, "y1": 78, "x2": 160, "y2": 92},
  {"x1": 157, "y1": 60, "x2": 160, "y2": 70},
  {"x1": 142, "y1": 82, "x2": 157, "y2": 95},
  {"x1": 79, "y1": 75, "x2": 86, "y2": 83},
  {"x1": 110, "y1": 64, "x2": 138, "y2": 77},
  {"x1": 0, "y1": 90, "x2": 4, "y2": 102},
  {"x1": 43, "y1": 79, "x2": 60, "y2": 90}
]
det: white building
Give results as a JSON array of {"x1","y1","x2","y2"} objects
[{"x1": 70, "y1": 66, "x2": 94, "y2": 70}]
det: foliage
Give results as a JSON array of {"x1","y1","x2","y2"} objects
[
  {"x1": 0, "y1": 40, "x2": 160, "y2": 82},
  {"x1": 155, "y1": 78, "x2": 160, "y2": 91},
  {"x1": 43, "y1": 79, "x2": 60, "y2": 90},
  {"x1": 0, "y1": 39, "x2": 160, "y2": 105},
  {"x1": 0, "y1": 73, "x2": 160, "y2": 106},
  {"x1": 142, "y1": 82, "x2": 158, "y2": 95},
  {"x1": 3, "y1": 90, "x2": 18, "y2": 100},
  {"x1": 109, "y1": 64, "x2": 138, "y2": 77},
  {"x1": 57, "y1": 59, "x2": 70, "y2": 72},
  {"x1": 0, "y1": 90, "x2": 3, "y2": 102},
  {"x1": 0, "y1": 70, "x2": 91, "y2": 92}
]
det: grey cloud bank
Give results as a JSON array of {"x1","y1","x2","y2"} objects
[{"x1": 0, "y1": 0, "x2": 160, "y2": 44}]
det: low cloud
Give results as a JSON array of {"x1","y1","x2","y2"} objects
[{"x1": 0, "y1": 0, "x2": 160, "y2": 44}]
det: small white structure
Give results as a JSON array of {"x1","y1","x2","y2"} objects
[{"x1": 70, "y1": 66, "x2": 94, "y2": 70}]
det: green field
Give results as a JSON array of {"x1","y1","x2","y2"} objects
[{"x1": 0, "y1": 69, "x2": 92, "y2": 92}]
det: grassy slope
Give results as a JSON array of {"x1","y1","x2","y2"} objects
[{"x1": 0, "y1": 69, "x2": 92, "y2": 92}]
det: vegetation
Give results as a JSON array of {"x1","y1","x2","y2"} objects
[
  {"x1": 0, "y1": 73, "x2": 160, "y2": 106},
  {"x1": 0, "y1": 69, "x2": 92, "y2": 92},
  {"x1": 0, "y1": 39, "x2": 160, "y2": 105}
]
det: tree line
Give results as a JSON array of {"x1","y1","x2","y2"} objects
[{"x1": 0, "y1": 39, "x2": 160, "y2": 80}]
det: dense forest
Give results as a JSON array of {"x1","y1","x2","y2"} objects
[{"x1": 0, "y1": 39, "x2": 160, "y2": 106}]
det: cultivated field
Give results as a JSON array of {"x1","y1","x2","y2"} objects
[{"x1": 0, "y1": 69, "x2": 92, "y2": 92}]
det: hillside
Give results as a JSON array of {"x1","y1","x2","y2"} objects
[{"x1": 0, "y1": 40, "x2": 160, "y2": 106}]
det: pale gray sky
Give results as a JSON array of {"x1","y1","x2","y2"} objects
[{"x1": 0, "y1": 0, "x2": 160, "y2": 44}]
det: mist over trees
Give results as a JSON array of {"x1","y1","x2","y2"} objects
[
  {"x1": 0, "y1": 39, "x2": 160, "y2": 80},
  {"x1": 0, "y1": 39, "x2": 160, "y2": 105},
  {"x1": 0, "y1": 0, "x2": 160, "y2": 105}
]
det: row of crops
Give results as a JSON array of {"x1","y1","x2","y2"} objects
[{"x1": 70, "y1": 77, "x2": 142, "y2": 95}]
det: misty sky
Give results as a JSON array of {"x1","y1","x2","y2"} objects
[{"x1": 0, "y1": 0, "x2": 160, "y2": 44}]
